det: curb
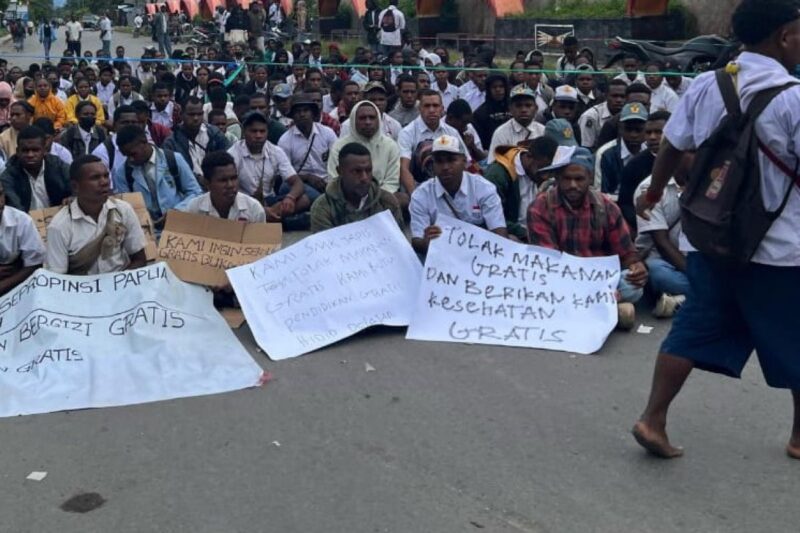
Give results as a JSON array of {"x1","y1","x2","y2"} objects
[{"x1": 0, "y1": 35, "x2": 11, "y2": 45}]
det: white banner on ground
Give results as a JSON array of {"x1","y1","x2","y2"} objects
[
  {"x1": 0, "y1": 264, "x2": 264, "y2": 417},
  {"x1": 228, "y1": 211, "x2": 422, "y2": 360},
  {"x1": 406, "y1": 215, "x2": 621, "y2": 355}
]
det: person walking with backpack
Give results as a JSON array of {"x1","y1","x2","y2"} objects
[
  {"x1": 378, "y1": 0, "x2": 405, "y2": 57},
  {"x1": 38, "y1": 19, "x2": 57, "y2": 62},
  {"x1": 633, "y1": 0, "x2": 800, "y2": 461}
]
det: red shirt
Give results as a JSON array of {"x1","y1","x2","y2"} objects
[
  {"x1": 320, "y1": 113, "x2": 340, "y2": 136},
  {"x1": 528, "y1": 188, "x2": 638, "y2": 266}
]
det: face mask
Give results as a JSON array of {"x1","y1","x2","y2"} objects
[
  {"x1": 24, "y1": 89, "x2": 34, "y2": 98},
  {"x1": 79, "y1": 117, "x2": 95, "y2": 130}
]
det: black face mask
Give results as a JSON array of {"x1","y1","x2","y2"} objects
[
  {"x1": 78, "y1": 117, "x2": 95, "y2": 130},
  {"x1": 51, "y1": 82, "x2": 59, "y2": 92},
  {"x1": 24, "y1": 89, "x2": 34, "y2": 98}
]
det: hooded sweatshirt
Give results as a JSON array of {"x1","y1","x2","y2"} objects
[
  {"x1": 472, "y1": 73, "x2": 511, "y2": 148},
  {"x1": 327, "y1": 101, "x2": 401, "y2": 193},
  {"x1": 0, "y1": 82, "x2": 15, "y2": 128},
  {"x1": 309, "y1": 177, "x2": 403, "y2": 233},
  {"x1": 484, "y1": 145, "x2": 529, "y2": 240}
]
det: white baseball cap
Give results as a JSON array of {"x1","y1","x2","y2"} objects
[
  {"x1": 554, "y1": 85, "x2": 579, "y2": 102},
  {"x1": 431, "y1": 135, "x2": 463, "y2": 155}
]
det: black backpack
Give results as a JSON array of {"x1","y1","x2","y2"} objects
[
  {"x1": 124, "y1": 148, "x2": 184, "y2": 195},
  {"x1": 680, "y1": 69, "x2": 799, "y2": 264}
]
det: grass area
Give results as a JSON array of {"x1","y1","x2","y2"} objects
[{"x1": 510, "y1": 0, "x2": 626, "y2": 19}]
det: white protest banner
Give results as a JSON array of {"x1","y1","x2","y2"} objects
[
  {"x1": 0, "y1": 264, "x2": 264, "y2": 417},
  {"x1": 227, "y1": 211, "x2": 422, "y2": 360},
  {"x1": 406, "y1": 215, "x2": 621, "y2": 355}
]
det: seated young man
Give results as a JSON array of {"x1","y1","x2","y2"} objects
[
  {"x1": 0, "y1": 180, "x2": 46, "y2": 295},
  {"x1": 46, "y1": 155, "x2": 147, "y2": 275},
  {"x1": 409, "y1": 135, "x2": 507, "y2": 255},
  {"x1": 0, "y1": 126, "x2": 71, "y2": 212},
  {"x1": 527, "y1": 147, "x2": 647, "y2": 329},
  {"x1": 634, "y1": 153, "x2": 692, "y2": 319},
  {"x1": 598, "y1": 103, "x2": 649, "y2": 199},
  {"x1": 184, "y1": 151, "x2": 266, "y2": 223},
  {"x1": 310, "y1": 142, "x2": 403, "y2": 233},
  {"x1": 484, "y1": 136, "x2": 558, "y2": 242}
]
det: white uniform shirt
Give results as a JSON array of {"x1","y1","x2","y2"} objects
[
  {"x1": 669, "y1": 76, "x2": 693, "y2": 97},
  {"x1": 487, "y1": 119, "x2": 546, "y2": 163},
  {"x1": 458, "y1": 80, "x2": 485, "y2": 113},
  {"x1": 51, "y1": 142, "x2": 74, "y2": 166},
  {"x1": 26, "y1": 165, "x2": 49, "y2": 210},
  {"x1": 514, "y1": 152, "x2": 535, "y2": 226},
  {"x1": 409, "y1": 171, "x2": 506, "y2": 239},
  {"x1": 277, "y1": 123, "x2": 337, "y2": 181},
  {"x1": 635, "y1": 177, "x2": 681, "y2": 261},
  {"x1": 377, "y1": 6, "x2": 405, "y2": 47},
  {"x1": 614, "y1": 72, "x2": 646, "y2": 86},
  {"x1": 227, "y1": 140, "x2": 296, "y2": 198},
  {"x1": 649, "y1": 83, "x2": 679, "y2": 113},
  {"x1": 0, "y1": 206, "x2": 46, "y2": 266},
  {"x1": 99, "y1": 17, "x2": 112, "y2": 41},
  {"x1": 151, "y1": 101, "x2": 175, "y2": 129},
  {"x1": 184, "y1": 192, "x2": 266, "y2": 223},
  {"x1": 92, "y1": 133, "x2": 126, "y2": 174},
  {"x1": 95, "y1": 81, "x2": 115, "y2": 107},
  {"x1": 398, "y1": 117, "x2": 468, "y2": 160},
  {"x1": 578, "y1": 101, "x2": 613, "y2": 149},
  {"x1": 664, "y1": 51, "x2": 800, "y2": 266},
  {"x1": 187, "y1": 124, "x2": 210, "y2": 177},
  {"x1": 435, "y1": 82, "x2": 460, "y2": 110},
  {"x1": 45, "y1": 198, "x2": 146, "y2": 275},
  {"x1": 65, "y1": 21, "x2": 82, "y2": 42}
]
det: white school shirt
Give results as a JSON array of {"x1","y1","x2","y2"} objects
[
  {"x1": 95, "y1": 81, "x2": 115, "y2": 107},
  {"x1": 187, "y1": 124, "x2": 210, "y2": 177},
  {"x1": 184, "y1": 192, "x2": 266, "y2": 223},
  {"x1": 45, "y1": 198, "x2": 146, "y2": 275},
  {"x1": 277, "y1": 123, "x2": 337, "y2": 181},
  {"x1": 634, "y1": 177, "x2": 681, "y2": 261},
  {"x1": 614, "y1": 71, "x2": 646, "y2": 86},
  {"x1": 50, "y1": 143, "x2": 74, "y2": 166},
  {"x1": 514, "y1": 152, "x2": 535, "y2": 226},
  {"x1": 100, "y1": 17, "x2": 112, "y2": 41},
  {"x1": 578, "y1": 102, "x2": 613, "y2": 149},
  {"x1": 664, "y1": 51, "x2": 800, "y2": 266},
  {"x1": 0, "y1": 206, "x2": 46, "y2": 266},
  {"x1": 398, "y1": 117, "x2": 468, "y2": 160},
  {"x1": 377, "y1": 6, "x2": 405, "y2": 47},
  {"x1": 409, "y1": 171, "x2": 506, "y2": 239},
  {"x1": 151, "y1": 101, "x2": 175, "y2": 128},
  {"x1": 487, "y1": 119, "x2": 546, "y2": 163},
  {"x1": 65, "y1": 21, "x2": 82, "y2": 41},
  {"x1": 25, "y1": 165, "x2": 49, "y2": 210},
  {"x1": 92, "y1": 133, "x2": 126, "y2": 174},
  {"x1": 458, "y1": 80, "x2": 485, "y2": 113},
  {"x1": 435, "y1": 82, "x2": 460, "y2": 110},
  {"x1": 649, "y1": 83, "x2": 679, "y2": 113},
  {"x1": 227, "y1": 140, "x2": 296, "y2": 198}
]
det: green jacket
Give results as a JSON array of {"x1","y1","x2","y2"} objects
[
  {"x1": 484, "y1": 146, "x2": 527, "y2": 240},
  {"x1": 310, "y1": 178, "x2": 404, "y2": 233}
]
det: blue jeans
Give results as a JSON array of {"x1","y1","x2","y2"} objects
[
  {"x1": 102, "y1": 39, "x2": 111, "y2": 56},
  {"x1": 647, "y1": 257, "x2": 690, "y2": 296},
  {"x1": 618, "y1": 269, "x2": 644, "y2": 304},
  {"x1": 43, "y1": 39, "x2": 52, "y2": 61},
  {"x1": 157, "y1": 34, "x2": 172, "y2": 56}
]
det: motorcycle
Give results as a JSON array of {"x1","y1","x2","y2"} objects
[
  {"x1": 604, "y1": 35, "x2": 740, "y2": 73},
  {"x1": 190, "y1": 24, "x2": 221, "y2": 47}
]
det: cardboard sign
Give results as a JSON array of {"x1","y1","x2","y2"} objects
[
  {"x1": 29, "y1": 193, "x2": 158, "y2": 262},
  {"x1": 157, "y1": 210, "x2": 282, "y2": 288},
  {"x1": 0, "y1": 264, "x2": 264, "y2": 417},
  {"x1": 406, "y1": 215, "x2": 621, "y2": 355},
  {"x1": 227, "y1": 211, "x2": 422, "y2": 360}
]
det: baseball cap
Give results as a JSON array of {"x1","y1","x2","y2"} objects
[
  {"x1": 431, "y1": 135, "x2": 463, "y2": 155},
  {"x1": 363, "y1": 81, "x2": 387, "y2": 94},
  {"x1": 289, "y1": 94, "x2": 319, "y2": 114},
  {"x1": 272, "y1": 83, "x2": 292, "y2": 100},
  {"x1": 241, "y1": 110, "x2": 269, "y2": 128},
  {"x1": 509, "y1": 84, "x2": 537, "y2": 101},
  {"x1": 620, "y1": 102, "x2": 649, "y2": 122},
  {"x1": 554, "y1": 85, "x2": 579, "y2": 102},
  {"x1": 544, "y1": 119, "x2": 578, "y2": 147},
  {"x1": 565, "y1": 147, "x2": 595, "y2": 175}
]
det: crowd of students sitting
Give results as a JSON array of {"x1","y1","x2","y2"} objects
[{"x1": 0, "y1": 34, "x2": 691, "y2": 327}]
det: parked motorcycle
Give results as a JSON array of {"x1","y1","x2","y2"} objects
[{"x1": 604, "y1": 35, "x2": 740, "y2": 73}]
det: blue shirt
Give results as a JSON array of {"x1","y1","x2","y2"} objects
[{"x1": 112, "y1": 146, "x2": 202, "y2": 220}]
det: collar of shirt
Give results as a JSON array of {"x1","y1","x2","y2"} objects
[
  {"x1": 237, "y1": 139, "x2": 270, "y2": 160},
  {"x1": 291, "y1": 122, "x2": 319, "y2": 139},
  {"x1": 145, "y1": 145, "x2": 159, "y2": 167},
  {"x1": 24, "y1": 163, "x2": 45, "y2": 183},
  {"x1": 0, "y1": 206, "x2": 18, "y2": 228},
  {"x1": 416, "y1": 116, "x2": 444, "y2": 136},
  {"x1": 511, "y1": 119, "x2": 538, "y2": 135},
  {"x1": 578, "y1": 90, "x2": 595, "y2": 103},
  {"x1": 69, "y1": 197, "x2": 114, "y2": 222},
  {"x1": 197, "y1": 192, "x2": 247, "y2": 218},
  {"x1": 79, "y1": 126, "x2": 93, "y2": 146},
  {"x1": 433, "y1": 173, "x2": 468, "y2": 199},
  {"x1": 619, "y1": 141, "x2": 647, "y2": 163}
]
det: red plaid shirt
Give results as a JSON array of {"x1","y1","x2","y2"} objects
[{"x1": 528, "y1": 188, "x2": 638, "y2": 266}]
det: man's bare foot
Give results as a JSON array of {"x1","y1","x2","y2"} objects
[
  {"x1": 786, "y1": 440, "x2": 800, "y2": 460},
  {"x1": 632, "y1": 420, "x2": 684, "y2": 459}
]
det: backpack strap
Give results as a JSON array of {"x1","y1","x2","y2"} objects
[
  {"x1": 104, "y1": 137, "x2": 115, "y2": 170},
  {"x1": 715, "y1": 69, "x2": 741, "y2": 116}
]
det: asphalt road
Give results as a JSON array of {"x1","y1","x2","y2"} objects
[{"x1": 2, "y1": 28, "x2": 800, "y2": 533}]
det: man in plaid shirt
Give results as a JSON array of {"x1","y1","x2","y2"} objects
[{"x1": 527, "y1": 147, "x2": 648, "y2": 329}]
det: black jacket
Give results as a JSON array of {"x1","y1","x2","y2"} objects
[
  {"x1": 0, "y1": 154, "x2": 71, "y2": 212},
  {"x1": 59, "y1": 125, "x2": 107, "y2": 161},
  {"x1": 618, "y1": 149, "x2": 656, "y2": 231}
]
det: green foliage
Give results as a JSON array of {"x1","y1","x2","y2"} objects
[
  {"x1": 336, "y1": 2, "x2": 355, "y2": 27},
  {"x1": 511, "y1": 0, "x2": 626, "y2": 19},
  {"x1": 668, "y1": 0, "x2": 699, "y2": 36}
]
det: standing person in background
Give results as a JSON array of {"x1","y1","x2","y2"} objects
[
  {"x1": 154, "y1": 6, "x2": 172, "y2": 57},
  {"x1": 99, "y1": 12, "x2": 113, "y2": 57},
  {"x1": 65, "y1": 15, "x2": 83, "y2": 56},
  {"x1": 363, "y1": 0, "x2": 381, "y2": 54},
  {"x1": 248, "y1": 1, "x2": 266, "y2": 55},
  {"x1": 38, "y1": 19, "x2": 57, "y2": 63},
  {"x1": 133, "y1": 13, "x2": 143, "y2": 38},
  {"x1": 378, "y1": 0, "x2": 405, "y2": 56},
  {"x1": 554, "y1": 36, "x2": 580, "y2": 83},
  {"x1": 268, "y1": 0, "x2": 285, "y2": 29}
]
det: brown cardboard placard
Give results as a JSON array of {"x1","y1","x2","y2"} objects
[
  {"x1": 157, "y1": 209, "x2": 282, "y2": 288},
  {"x1": 29, "y1": 193, "x2": 158, "y2": 262}
]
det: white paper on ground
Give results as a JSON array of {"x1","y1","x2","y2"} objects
[
  {"x1": 0, "y1": 264, "x2": 264, "y2": 417},
  {"x1": 228, "y1": 211, "x2": 422, "y2": 360},
  {"x1": 406, "y1": 215, "x2": 620, "y2": 355}
]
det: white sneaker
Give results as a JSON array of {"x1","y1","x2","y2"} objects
[{"x1": 653, "y1": 294, "x2": 686, "y2": 318}]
